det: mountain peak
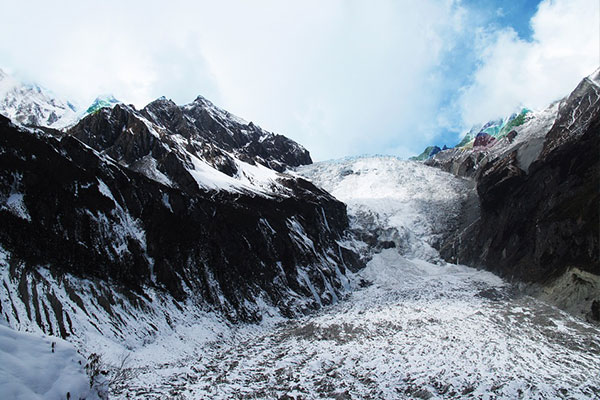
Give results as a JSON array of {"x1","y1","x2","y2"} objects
[
  {"x1": 147, "y1": 96, "x2": 177, "y2": 108},
  {"x1": 193, "y1": 94, "x2": 211, "y2": 103},
  {"x1": 85, "y1": 94, "x2": 120, "y2": 114},
  {"x1": 0, "y1": 68, "x2": 78, "y2": 129},
  {"x1": 587, "y1": 67, "x2": 600, "y2": 87}
]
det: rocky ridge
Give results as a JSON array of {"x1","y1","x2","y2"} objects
[
  {"x1": 0, "y1": 90, "x2": 361, "y2": 352},
  {"x1": 417, "y1": 69, "x2": 600, "y2": 321}
]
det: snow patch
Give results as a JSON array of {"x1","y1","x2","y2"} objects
[
  {"x1": 3, "y1": 192, "x2": 31, "y2": 221},
  {"x1": 0, "y1": 324, "x2": 100, "y2": 400}
]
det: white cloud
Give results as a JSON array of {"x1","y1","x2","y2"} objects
[
  {"x1": 2, "y1": 1, "x2": 594, "y2": 160},
  {"x1": 0, "y1": 0, "x2": 469, "y2": 160},
  {"x1": 459, "y1": 0, "x2": 600, "y2": 126}
]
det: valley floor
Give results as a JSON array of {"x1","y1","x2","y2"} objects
[
  {"x1": 113, "y1": 158, "x2": 600, "y2": 399},
  {"x1": 116, "y1": 250, "x2": 600, "y2": 399}
]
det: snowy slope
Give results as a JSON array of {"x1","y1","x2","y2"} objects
[
  {"x1": 0, "y1": 322, "x2": 100, "y2": 400},
  {"x1": 0, "y1": 69, "x2": 78, "y2": 129}
]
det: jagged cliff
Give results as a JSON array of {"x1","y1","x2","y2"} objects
[{"x1": 0, "y1": 94, "x2": 361, "y2": 347}]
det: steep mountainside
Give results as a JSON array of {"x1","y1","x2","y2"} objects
[
  {"x1": 0, "y1": 90, "x2": 360, "y2": 351},
  {"x1": 68, "y1": 96, "x2": 311, "y2": 183},
  {"x1": 426, "y1": 69, "x2": 600, "y2": 321},
  {"x1": 0, "y1": 69, "x2": 78, "y2": 129}
]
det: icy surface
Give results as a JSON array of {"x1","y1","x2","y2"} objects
[
  {"x1": 109, "y1": 157, "x2": 600, "y2": 399},
  {"x1": 0, "y1": 322, "x2": 99, "y2": 400}
]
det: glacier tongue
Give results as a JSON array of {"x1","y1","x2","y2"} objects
[
  {"x1": 109, "y1": 156, "x2": 600, "y2": 399},
  {"x1": 297, "y1": 156, "x2": 471, "y2": 262}
]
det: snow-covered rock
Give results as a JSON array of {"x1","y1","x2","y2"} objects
[{"x1": 68, "y1": 96, "x2": 312, "y2": 198}]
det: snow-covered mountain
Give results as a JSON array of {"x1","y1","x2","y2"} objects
[
  {"x1": 416, "y1": 68, "x2": 600, "y2": 321},
  {"x1": 0, "y1": 89, "x2": 361, "y2": 368},
  {"x1": 109, "y1": 156, "x2": 599, "y2": 399},
  {"x1": 67, "y1": 96, "x2": 312, "y2": 196},
  {"x1": 0, "y1": 69, "x2": 78, "y2": 129},
  {"x1": 0, "y1": 65, "x2": 598, "y2": 398}
]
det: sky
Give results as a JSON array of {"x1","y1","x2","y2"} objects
[{"x1": 0, "y1": 0, "x2": 598, "y2": 161}]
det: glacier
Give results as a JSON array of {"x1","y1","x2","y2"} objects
[{"x1": 103, "y1": 157, "x2": 600, "y2": 399}]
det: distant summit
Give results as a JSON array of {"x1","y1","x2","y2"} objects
[
  {"x1": 411, "y1": 108, "x2": 531, "y2": 161},
  {"x1": 0, "y1": 68, "x2": 78, "y2": 128},
  {"x1": 85, "y1": 94, "x2": 120, "y2": 114}
]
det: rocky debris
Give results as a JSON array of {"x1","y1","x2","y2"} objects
[{"x1": 113, "y1": 249, "x2": 600, "y2": 400}]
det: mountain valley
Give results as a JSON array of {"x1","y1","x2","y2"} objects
[{"x1": 0, "y1": 67, "x2": 598, "y2": 399}]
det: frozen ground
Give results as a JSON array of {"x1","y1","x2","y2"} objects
[{"x1": 110, "y1": 157, "x2": 600, "y2": 399}]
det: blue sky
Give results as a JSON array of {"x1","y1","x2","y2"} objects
[
  {"x1": 0, "y1": 0, "x2": 598, "y2": 160},
  {"x1": 462, "y1": 0, "x2": 540, "y2": 40},
  {"x1": 431, "y1": 0, "x2": 542, "y2": 148}
]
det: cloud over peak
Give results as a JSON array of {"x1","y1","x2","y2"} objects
[{"x1": 458, "y1": 0, "x2": 599, "y2": 127}]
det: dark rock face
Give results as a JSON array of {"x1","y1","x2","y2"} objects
[
  {"x1": 440, "y1": 75, "x2": 600, "y2": 284},
  {"x1": 68, "y1": 97, "x2": 311, "y2": 186},
  {"x1": 0, "y1": 112, "x2": 359, "y2": 325}
]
